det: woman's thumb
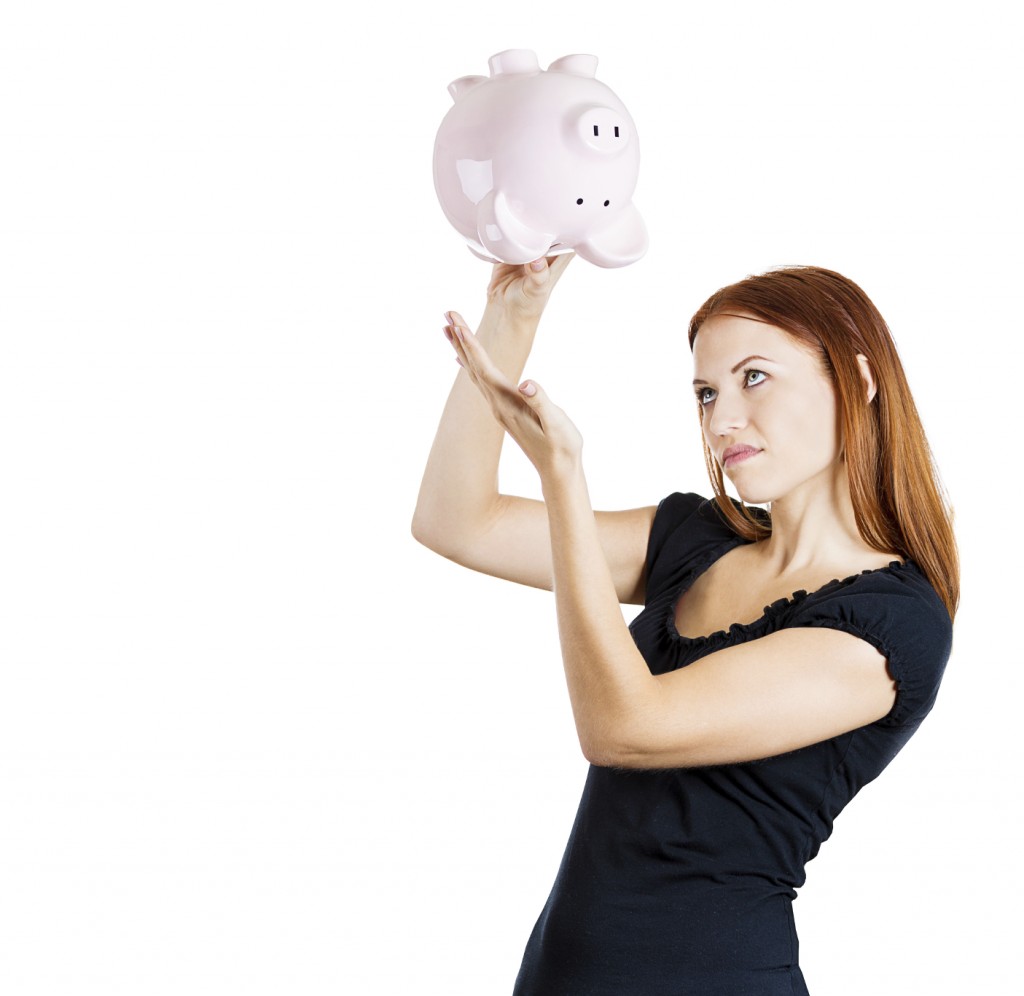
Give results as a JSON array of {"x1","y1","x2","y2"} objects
[{"x1": 526, "y1": 258, "x2": 549, "y2": 287}]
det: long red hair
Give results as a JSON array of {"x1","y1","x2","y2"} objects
[{"x1": 688, "y1": 266, "x2": 959, "y2": 619}]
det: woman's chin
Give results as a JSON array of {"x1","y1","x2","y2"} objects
[{"x1": 728, "y1": 480, "x2": 776, "y2": 506}]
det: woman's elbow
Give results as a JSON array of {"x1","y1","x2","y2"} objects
[
  {"x1": 411, "y1": 509, "x2": 465, "y2": 562},
  {"x1": 410, "y1": 510, "x2": 436, "y2": 550},
  {"x1": 578, "y1": 726, "x2": 659, "y2": 769},
  {"x1": 411, "y1": 498, "x2": 448, "y2": 550},
  {"x1": 579, "y1": 721, "x2": 701, "y2": 770},
  {"x1": 579, "y1": 735, "x2": 614, "y2": 767}
]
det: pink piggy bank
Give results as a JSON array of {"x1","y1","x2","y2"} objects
[{"x1": 433, "y1": 49, "x2": 648, "y2": 268}]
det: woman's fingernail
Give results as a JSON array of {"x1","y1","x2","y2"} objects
[
  {"x1": 443, "y1": 326, "x2": 454, "y2": 342},
  {"x1": 453, "y1": 326, "x2": 465, "y2": 341},
  {"x1": 530, "y1": 260, "x2": 545, "y2": 272},
  {"x1": 520, "y1": 381, "x2": 537, "y2": 396},
  {"x1": 444, "y1": 311, "x2": 454, "y2": 323}
]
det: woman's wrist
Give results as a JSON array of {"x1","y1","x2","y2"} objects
[
  {"x1": 481, "y1": 296, "x2": 544, "y2": 337},
  {"x1": 539, "y1": 454, "x2": 588, "y2": 506}
]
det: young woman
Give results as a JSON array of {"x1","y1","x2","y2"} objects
[{"x1": 412, "y1": 256, "x2": 957, "y2": 995}]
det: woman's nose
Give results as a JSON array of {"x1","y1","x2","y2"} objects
[{"x1": 707, "y1": 394, "x2": 747, "y2": 436}]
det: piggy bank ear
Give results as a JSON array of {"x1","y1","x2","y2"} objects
[
  {"x1": 476, "y1": 190, "x2": 555, "y2": 265},
  {"x1": 575, "y1": 202, "x2": 649, "y2": 268},
  {"x1": 447, "y1": 74, "x2": 487, "y2": 100}
]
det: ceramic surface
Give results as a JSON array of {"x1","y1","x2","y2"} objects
[{"x1": 433, "y1": 50, "x2": 647, "y2": 267}]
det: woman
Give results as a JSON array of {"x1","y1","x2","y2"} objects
[{"x1": 412, "y1": 256, "x2": 956, "y2": 995}]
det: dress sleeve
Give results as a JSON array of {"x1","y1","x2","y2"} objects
[
  {"x1": 642, "y1": 493, "x2": 747, "y2": 609},
  {"x1": 645, "y1": 494, "x2": 702, "y2": 573},
  {"x1": 783, "y1": 564, "x2": 953, "y2": 728},
  {"x1": 642, "y1": 493, "x2": 710, "y2": 595}
]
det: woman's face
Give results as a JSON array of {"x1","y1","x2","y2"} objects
[{"x1": 691, "y1": 313, "x2": 841, "y2": 506}]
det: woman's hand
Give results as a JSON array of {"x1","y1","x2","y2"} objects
[
  {"x1": 445, "y1": 311, "x2": 583, "y2": 481},
  {"x1": 485, "y1": 253, "x2": 574, "y2": 325}
]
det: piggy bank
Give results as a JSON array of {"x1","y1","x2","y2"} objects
[{"x1": 433, "y1": 49, "x2": 648, "y2": 268}]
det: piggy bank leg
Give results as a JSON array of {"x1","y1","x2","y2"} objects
[
  {"x1": 476, "y1": 190, "x2": 555, "y2": 266},
  {"x1": 574, "y1": 202, "x2": 649, "y2": 268},
  {"x1": 466, "y1": 244, "x2": 502, "y2": 264}
]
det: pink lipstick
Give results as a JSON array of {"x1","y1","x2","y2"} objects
[{"x1": 721, "y1": 445, "x2": 761, "y2": 469}]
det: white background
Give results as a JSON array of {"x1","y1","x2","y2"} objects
[{"x1": 1, "y1": 1, "x2": 1020, "y2": 993}]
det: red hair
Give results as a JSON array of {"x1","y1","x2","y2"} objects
[{"x1": 688, "y1": 266, "x2": 959, "y2": 619}]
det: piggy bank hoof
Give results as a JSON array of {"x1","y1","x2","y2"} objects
[
  {"x1": 476, "y1": 190, "x2": 556, "y2": 266},
  {"x1": 575, "y1": 202, "x2": 649, "y2": 268}
]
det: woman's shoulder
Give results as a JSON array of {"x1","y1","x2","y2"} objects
[
  {"x1": 652, "y1": 491, "x2": 762, "y2": 524},
  {"x1": 648, "y1": 491, "x2": 754, "y2": 544},
  {"x1": 782, "y1": 559, "x2": 953, "y2": 727},
  {"x1": 790, "y1": 558, "x2": 949, "y2": 635},
  {"x1": 646, "y1": 492, "x2": 738, "y2": 568},
  {"x1": 642, "y1": 492, "x2": 761, "y2": 610}
]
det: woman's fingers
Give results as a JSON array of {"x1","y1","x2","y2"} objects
[
  {"x1": 514, "y1": 376, "x2": 584, "y2": 463},
  {"x1": 439, "y1": 311, "x2": 582, "y2": 468},
  {"x1": 442, "y1": 317, "x2": 471, "y2": 368},
  {"x1": 486, "y1": 252, "x2": 574, "y2": 312},
  {"x1": 515, "y1": 378, "x2": 555, "y2": 426},
  {"x1": 547, "y1": 251, "x2": 574, "y2": 281},
  {"x1": 523, "y1": 251, "x2": 574, "y2": 296},
  {"x1": 455, "y1": 324, "x2": 524, "y2": 412},
  {"x1": 439, "y1": 311, "x2": 554, "y2": 424},
  {"x1": 442, "y1": 315, "x2": 518, "y2": 405}
]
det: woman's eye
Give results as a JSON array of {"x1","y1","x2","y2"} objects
[
  {"x1": 697, "y1": 387, "x2": 716, "y2": 406},
  {"x1": 744, "y1": 369, "x2": 766, "y2": 387}
]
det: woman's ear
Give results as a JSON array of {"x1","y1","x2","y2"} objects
[{"x1": 856, "y1": 354, "x2": 877, "y2": 403}]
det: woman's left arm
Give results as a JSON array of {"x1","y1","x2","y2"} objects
[{"x1": 448, "y1": 321, "x2": 897, "y2": 769}]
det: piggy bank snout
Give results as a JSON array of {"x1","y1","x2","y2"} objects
[{"x1": 574, "y1": 106, "x2": 630, "y2": 154}]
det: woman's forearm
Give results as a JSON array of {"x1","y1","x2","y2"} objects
[
  {"x1": 412, "y1": 303, "x2": 540, "y2": 556},
  {"x1": 435, "y1": 301, "x2": 660, "y2": 759},
  {"x1": 541, "y1": 464, "x2": 656, "y2": 762}
]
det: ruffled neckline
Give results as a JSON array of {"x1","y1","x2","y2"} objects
[{"x1": 665, "y1": 537, "x2": 913, "y2": 645}]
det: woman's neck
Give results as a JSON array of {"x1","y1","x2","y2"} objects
[{"x1": 755, "y1": 464, "x2": 892, "y2": 577}]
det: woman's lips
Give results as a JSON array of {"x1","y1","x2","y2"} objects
[{"x1": 722, "y1": 445, "x2": 761, "y2": 469}]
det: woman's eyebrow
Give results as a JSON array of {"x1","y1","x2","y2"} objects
[{"x1": 693, "y1": 355, "x2": 774, "y2": 385}]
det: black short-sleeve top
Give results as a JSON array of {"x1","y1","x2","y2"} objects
[
  {"x1": 513, "y1": 492, "x2": 953, "y2": 994},
  {"x1": 638, "y1": 492, "x2": 952, "y2": 727}
]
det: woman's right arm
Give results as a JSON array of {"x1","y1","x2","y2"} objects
[{"x1": 411, "y1": 255, "x2": 656, "y2": 605}]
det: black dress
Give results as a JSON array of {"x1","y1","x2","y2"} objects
[{"x1": 513, "y1": 493, "x2": 952, "y2": 995}]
